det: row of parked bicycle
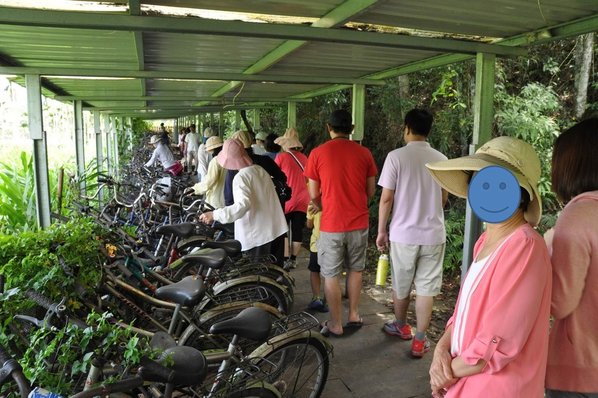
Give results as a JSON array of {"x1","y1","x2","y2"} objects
[{"x1": 1, "y1": 162, "x2": 331, "y2": 398}]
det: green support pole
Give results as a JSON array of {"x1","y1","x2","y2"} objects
[
  {"x1": 94, "y1": 111, "x2": 104, "y2": 205},
  {"x1": 26, "y1": 74, "x2": 51, "y2": 228},
  {"x1": 127, "y1": 117, "x2": 133, "y2": 152},
  {"x1": 74, "y1": 100, "x2": 86, "y2": 193},
  {"x1": 103, "y1": 114, "x2": 112, "y2": 175},
  {"x1": 351, "y1": 84, "x2": 365, "y2": 141},
  {"x1": 462, "y1": 52, "x2": 496, "y2": 277},
  {"x1": 287, "y1": 102, "x2": 297, "y2": 130},
  {"x1": 112, "y1": 116, "x2": 120, "y2": 178}
]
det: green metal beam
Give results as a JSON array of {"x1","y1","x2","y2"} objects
[
  {"x1": 0, "y1": 66, "x2": 384, "y2": 86},
  {"x1": 361, "y1": 14, "x2": 598, "y2": 82},
  {"x1": 199, "y1": 0, "x2": 380, "y2": 104},
  {"x1": 0, "y1": 6, "x2": 525, "y2": 56},
  {"x1": 59, "y1": 95, "x2": 312, "y2": 102},
  {"x1": 291, "y1": 84, "x2": 351, "y2": 99}
]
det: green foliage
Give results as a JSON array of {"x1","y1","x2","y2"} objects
[
  {"x1": 19, "y1": 311, "x2": 149, "y2": 395},
  {"x1": 443, "y1": 200, "x2": 466, "y2": 275},
  {"x1": 495, "y1": 82, "x2": 560, "y2": 211},
  {"x1": 0, "y1": 218, "x2": 104, "y2": 317},
  {"x1": 0, "y1": 152, "x2": 36, "y2": 233}
]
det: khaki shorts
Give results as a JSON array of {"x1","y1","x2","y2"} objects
[
  {"x1": 389, "y1": 242, "x2": 445, "y2": 298},
  {"x1": 317, "y1": 229, "x2": 368, "y2": 278}
]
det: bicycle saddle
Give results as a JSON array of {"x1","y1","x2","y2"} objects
[
  {"x1": 181, "y1": 248, "x2": 226, "y2": 269},
  {"x1": 209, "y1": 307, "x2": 272, "y2": 342},
  {"x1": 156, "y1": 223, "x2": 196, "y2": 238},
  {"x1": 139, "y1": 346, "x2": 207, "y2": 386},
  {"x1": 201, "y1": 239, "x2": 242, "y2": 256},
  {"x1": 155, "y1": 276, "x2": 206, "y2": 307}
]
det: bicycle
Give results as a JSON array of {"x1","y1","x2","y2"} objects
[{"x1": 2, "y1": 307, "x2": 332, "y2": 398}]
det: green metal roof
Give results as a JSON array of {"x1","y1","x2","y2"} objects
[{"x1": 0, "y1": 0, "x2": 596, "y2": 118}]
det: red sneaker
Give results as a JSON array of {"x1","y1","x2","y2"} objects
[
  {"x1": 411, "y1": 337, "x2": 431, "y2": 358},
  {"x1": 382, "y1": 321, "x2": 413, "y2": 340}
]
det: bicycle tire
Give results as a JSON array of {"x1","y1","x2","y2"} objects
[
  {"x1": 228, "y1": 385, "x2": 280, "y2": 398},
  {"x1": 250, "y1": 335, "x2": 330, "y2": 398}
]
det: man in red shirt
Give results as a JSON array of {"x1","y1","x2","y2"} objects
[{"x1": 305, "y1": 109, "x2": 377, "y2": 337}]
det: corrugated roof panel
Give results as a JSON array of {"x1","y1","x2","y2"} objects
[
  {"x1": 264, "y1": 42, "x2": 439, "y2": 78},
  {"x1": 143, "y1": 0, "x2": 343, "y2": 18},
  {"x1": 0, "y1": 25, "x2": 138, "y2": 70},
  {"x1": 354, "y1": 0, "x2": 598, "y2": 38},
  {"x1": 45, "y1": 77, "x2": 142, "y2": 96},
  {"x1": 143, "y1": 32, "x2": 285, "y2": 73},
  {"x1": 145, "y1": 80, "x2": 227, "y2": 96},
  {"x1": 221, "y1": 82, "x2": 328, "y2": 98}
]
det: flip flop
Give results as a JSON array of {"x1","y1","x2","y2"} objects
[
  {"x1": 320, "y1": 320, "x2": 343, "y2": 338},
  {"x1": 344, "y1": 318, "x2": 363, "y2": 330}
]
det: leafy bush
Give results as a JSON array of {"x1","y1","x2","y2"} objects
[{"x1": 495, "y1": 82, "x2": 561, "y2": 212}]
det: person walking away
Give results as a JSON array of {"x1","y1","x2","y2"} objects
[
  {"x1": 306, "y1": 201, "x2": 328, "y2": 312},
  {"x1": 185, "y1": 125, "x2": 200, "y2": 173},
  {"x1": 198, "y1": 139, "x2": 288, "y2": 261},
  {"x1": 223, "y1": 130, "x2": 289, "y2": 266},
  {"x1": 426, "y1": 136, "x2": 551, "y2": 398},
  {"x1": 252, "y1": 131, "x2": 268, "y2": 155},
  {"x1": 192, "y1": 136, "x2": 226, "y2": 209},
  {"x1": 178, "y1": 127, "x2": 187, "y2": 158},
  {"x1": 145, "y1": 134, "x2": 183, "y2": 176},
  {"x1": 264, "y1": 133, "x2": 281, "y2": 160},
  {"x1": 376, "y1": 109, "x2": 448, "y2": 357},
  {"x1": 196, "y1": 127, "x2": 212, "y2": 181},
  {"x1": 304, "y1": 109, "x2": 377, "y2": 337},
  {"x1": 544, "y1": 118, "x2": 598, "y2": 398},
  {"x1": 275, "y1": 135, "x2": 310, "y2": 270}
]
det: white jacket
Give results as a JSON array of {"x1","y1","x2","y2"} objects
[{"x1": 213, "y1": 165, "x2": 288, "y2": 251}]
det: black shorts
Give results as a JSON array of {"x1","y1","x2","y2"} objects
[
  {"x1": 308, "y1": 251, "x2": 321, "y2": 273},
  {"x1": 285, "y1": 211, "x2": 307, "y2": 243}
]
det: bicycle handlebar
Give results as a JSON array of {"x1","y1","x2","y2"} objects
[{"x1": 0, "y1": 346, "x2": 31, "y2": 398}]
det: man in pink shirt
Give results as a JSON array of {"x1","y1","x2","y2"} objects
[{"x1": 376, "y1": 109, "x2": 448, "y2": 357}]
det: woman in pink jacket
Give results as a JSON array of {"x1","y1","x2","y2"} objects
[
  {"x1": 545, "y1": 118, "x2": 598, "y2": 397},
  {"x1": 426, "y1": 136, "x2": 552, "y2": 398}
]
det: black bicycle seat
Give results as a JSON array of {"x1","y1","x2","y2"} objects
[
  {"x1": 156, "y1": 223, "x2": 196, "y2": 238},
  {"x1": 139, "y1": 345, "x2": 207, "y2": 386},
  {"x1": 201, "y1": 240, "x2": 242, "y2": 257},
  {"x1": 181, "y1": 248, "x2": 226, "y2": 269},
  {"x1": 155, "y1": 276, "x2": 206, "y2": 307},
  {"x1": 209, "y1": 307, "x2": 272, "y2": 342}
]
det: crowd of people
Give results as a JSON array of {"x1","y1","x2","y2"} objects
[{"x1": 146, "y1": 111, "x2": 598, "y2": 398}]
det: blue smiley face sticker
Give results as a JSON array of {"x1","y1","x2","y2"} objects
[{"x1": 468, "y1": 166, "x2": 521, "y2": 223}]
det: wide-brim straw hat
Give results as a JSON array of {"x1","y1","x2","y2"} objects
[
  {"x1": 216, "y1": 139, "x2": 252, "y2": 170},
  {"x1": 275, "y1": 136, "x2": 303, "y2": 151},
  {"x1": 231, "y1": 130, "x2": 253, "y2": 149},
  {"x1": 426, "y1": 136, "x2": 542, "y2": 226},
  {"x1": 150, "y1": 135, "x2": 161, "y2": 144},
  {"x1": 205, "y1": 136, "x2": 223, "y2": 151}
]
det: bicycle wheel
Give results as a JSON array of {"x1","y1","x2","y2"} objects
[
  {"x1": 252, "y1": 336, "x2": 330, "y2": 398},
  {"x1": 228, "y1": 385, "x2": 280, "y2": 398}
]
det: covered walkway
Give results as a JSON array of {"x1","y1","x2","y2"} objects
[{"x1": 292, "y1": 249, "x2": 433, "y2": 397}]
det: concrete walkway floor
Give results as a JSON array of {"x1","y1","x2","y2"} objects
[{"x1": 288, "y1": 250, "x2": 433, "y2": 398}]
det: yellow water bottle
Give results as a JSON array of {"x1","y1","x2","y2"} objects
[{"x1": 375, "y1": 253, "x2": 390, "y2": 286}]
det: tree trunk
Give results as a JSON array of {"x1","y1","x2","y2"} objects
[
  {"x1": 398, "y1": 74, "x2": 410, "y2": 122},
  {"x1": 574, "y1": 33, "x2": 594, "y2": 119},
  {"x1": 240, "y1": 109, "x2": 254, "y2": 135}
]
